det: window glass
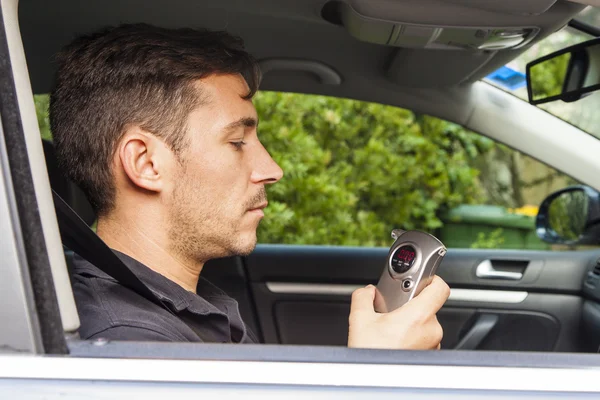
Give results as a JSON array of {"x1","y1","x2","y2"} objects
[
  {"x1": 575, "y1": 5, "x2": 600, "y2": 28},
  {"x1": 253, "y1": 91, "x2": 581, "y2": 250},
  {"x1": 484, "y1": 24, "x2": 600, "y2": 140}
]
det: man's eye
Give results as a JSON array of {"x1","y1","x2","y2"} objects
[{"x1": 231, "y1": 141, "x2": 246, "y2": 150}]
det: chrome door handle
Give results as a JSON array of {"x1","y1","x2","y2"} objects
[{"x1": 476, "y1": 260, "x2": 523, "y2": 280}]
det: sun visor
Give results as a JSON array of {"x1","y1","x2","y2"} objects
[{"x1": 385, "y1": 48, "x2": 495, "y2": 87}]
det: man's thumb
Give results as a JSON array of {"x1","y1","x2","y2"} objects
[{"x1": 350, "y1": 285, "x2": 376, "y2": 316}]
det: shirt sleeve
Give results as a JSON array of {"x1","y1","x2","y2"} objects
[{"x1": 86, "y1": 325, "x2": 195, "y2": 342}]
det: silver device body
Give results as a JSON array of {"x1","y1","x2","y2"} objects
[{"x1": 374, "y1": 229, "x2": 447, "y2": 313}]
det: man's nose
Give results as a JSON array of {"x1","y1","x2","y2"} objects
[{"x1": 250, "y1": 143, "x2": 283, "y2": 184}]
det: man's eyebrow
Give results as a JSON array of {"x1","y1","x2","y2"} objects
[{"x1": 222, "y1": 117, "x2": 259, "y2": 134}]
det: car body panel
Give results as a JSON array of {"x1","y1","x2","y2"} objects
[{"x1": 3, "y1": 350, "x2": 600, "y2": 398}]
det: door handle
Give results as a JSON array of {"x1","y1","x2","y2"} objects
[
  {"x1": 476, "y1": 260, "x2": 523, "y2": 280},
  {"x1": 454, "y1": 314, "x2": 499, "y2": 350}
]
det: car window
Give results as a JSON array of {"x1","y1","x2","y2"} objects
[
  {"x1": 35, "y1": 91, "x2": 584, "y2": 251},
  {"x1": 574, "y1": 5, "x2": 600, "y2": 27},
  {"x1": 250, "y1": 91, "x2": 585, "y2": 250}
]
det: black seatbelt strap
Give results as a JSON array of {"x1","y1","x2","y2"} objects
[{"x1": 52, "y1": 190, "x2": 174, "y2": 315}]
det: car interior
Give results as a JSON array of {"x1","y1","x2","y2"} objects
[{"x1": 11, "y1": 0, "x2": 600, "y2": 355}]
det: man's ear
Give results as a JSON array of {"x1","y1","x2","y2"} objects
[{"x1": 117, "y1": 127, "x2": 166, "y2": 193}]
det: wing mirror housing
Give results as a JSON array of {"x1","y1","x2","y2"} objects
[
  {"x1": 526, "y1": 37, "x2": 600, "y2": 105},
  {"x1": 536, "y1": 185, "x2": 600, "y2": 245}
]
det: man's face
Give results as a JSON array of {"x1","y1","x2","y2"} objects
[{"x1": 166, "y1": 74, "x2": 283, "y2": 263}]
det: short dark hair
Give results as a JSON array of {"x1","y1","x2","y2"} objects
[{"x1": 49, "y1": 23, "x2": 261, "y2": 215}]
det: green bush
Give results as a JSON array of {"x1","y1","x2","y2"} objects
[
  {"x1": 34, "y1": 94, "x2": 52, "y2": 142},
  {"x1": 254, "y1": 92, "x2": 492, "y2": 246},
  {"x1": 529, "y1": 53, "x2": 570, "y2": 100}
]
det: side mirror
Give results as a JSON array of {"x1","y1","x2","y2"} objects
[
  {"x1": 536, "y1": 185, "x2": 600, "y2": 245},
  {"x1": 526, "y1": 37, "x2": 600, "y2": 105}
]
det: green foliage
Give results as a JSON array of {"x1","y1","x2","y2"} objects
[
  {"x1": 254, "y1": 92, "x2": 490, "y2": 246},
  {"x1": 470, "y1": 228, "x2": 506, "y2": 249},
  {"x1": 548, "y1": 191, "x2": 587, "y2": 241},
  {"x1": 529, "y1": 53, "x2": 570, "y2": 101},
  {"x1": 34, "y1": 94, "x2": 52, "y2": 141}
]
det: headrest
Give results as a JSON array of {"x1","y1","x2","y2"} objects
[{"x1": 42, "y1": 139, "x2": 96, "y2": 226}]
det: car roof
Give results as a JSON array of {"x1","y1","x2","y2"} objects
[{"x1": 17, "y1": 0, "x2": 589, "y2": 118}]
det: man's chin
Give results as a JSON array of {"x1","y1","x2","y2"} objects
[
  {"x1": 226, "y1": 233, "x2": 257, "y2": 257},
  {"x1": 234, "y1": 244, "x2": 256, "y2": 257}
]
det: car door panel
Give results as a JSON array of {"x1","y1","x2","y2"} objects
[
  {"x1": 201, "y1": 256, "x2": 264, "y2": 342},
  {"x1": 245, "y1": 244, "x2": 596, "y2": 352}
]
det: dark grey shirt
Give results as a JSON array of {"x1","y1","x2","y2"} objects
[{"x1": 71, "y1": 250, "x2": 257, "y2": 343}]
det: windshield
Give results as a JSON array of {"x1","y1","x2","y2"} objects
[
  {"x1": 576, "y1": 5, "x2": 600, "y2": 27},
  {"x1": 484, "y1": 6, "x2": 600, "y2": 139}
]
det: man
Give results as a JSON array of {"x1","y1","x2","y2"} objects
[{"x1": 50, "y1": 23, "x2": 450, "y2": 348}]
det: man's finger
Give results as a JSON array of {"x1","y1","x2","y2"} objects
[
  {"x1": 350, "y1": 285, "x2": 376, "y2": 316},
  {"x1": 408, "y1": 275, "x2": 450, "y2": 314}
]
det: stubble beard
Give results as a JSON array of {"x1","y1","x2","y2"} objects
[{"x1": 167, "y1": 173, "x2": 268, "y2": 264}]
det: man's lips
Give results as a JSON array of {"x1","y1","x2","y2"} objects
[{"x1": 247, "y1": 202, "x2": 268, "y2": 215}]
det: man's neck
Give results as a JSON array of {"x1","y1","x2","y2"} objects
[{"x1": 96, "y1": 211, "x2": 203, "y2": 293}]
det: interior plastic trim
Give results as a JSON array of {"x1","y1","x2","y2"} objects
[
  {"x1": 259, "y1": 59, "x2": 342, "y2": 85},
  {"x1": 265, "y1": 282, "x2": 528, "y2": 303}
]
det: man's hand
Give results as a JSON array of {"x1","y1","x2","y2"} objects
[{"x1": 347, "y1": 275, "x2": 450, "y2": 350}]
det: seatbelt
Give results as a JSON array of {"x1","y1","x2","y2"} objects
[
  {"x1": 52, "y1": 190, "x2": 175, "y2": 315},
  {"x1": 53, "y1": 190, "x2": 249, "y2": 343}
]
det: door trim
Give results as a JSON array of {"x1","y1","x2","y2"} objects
[{"x1": 265, "y1": 282, "x2": 528, "y2": 303}]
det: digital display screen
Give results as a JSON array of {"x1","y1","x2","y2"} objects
[{"x1": 391, "y1": 245, "x2": 417, "y2": 274}]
